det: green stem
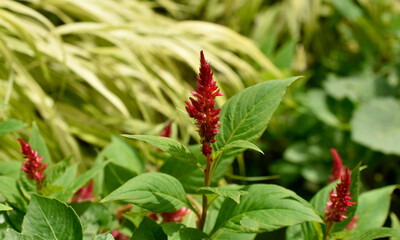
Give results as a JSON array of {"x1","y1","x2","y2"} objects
[
  {"x1": 198, "y1": 155, "x2": 212, "y2": 231},
  {"x1": 325, "y1": 221, "x2": 334, "y2": 239}
]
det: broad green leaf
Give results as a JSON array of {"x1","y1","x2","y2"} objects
[
  {"x1": 286, "y1": 224, "x2": 304, "y2": 240},
  {"x1": 215, "y1": 140, "x2": 263, "y2": 157},
  {"x1": 211, "y1": 184, "x2": 321, "y2": 235},
  {"x1": 130, "y1": 217, "x2": 167, "y2": 240},
  {"x1": 323, "y1": 74, "x2": 375, "y2": 102},
  {"x1": 103, "y1": 162, "x2": 137, "y2": 194},
  {"x1": 21, "y1": 195, "x2": 83, "y2": 240},
  {"x1": 5, "y1": 229, "x2": 45, "y2": 240},
  {"x1": 0, "y1": 119, "x2": 26, "y2": 137},
  {"x1": 53, "y1": 160, "x2": 111, "y2": 202},
  {"x1": 355, "y1": 185, "x2": 398, "y2": 232},
  {"x1": 210, "y1": 231, "x2": 256, "y2": 240},
  {"x1": 29, "y1": 122, "x2": 51, "y2": 164},
  {"x1": 94, "y1": 233, "x2": 115, "y2": 240},
  {"x1": 0, "y1": 203, "x2": 12, "y2": 211},
  {"x1": 0, "y1": 176, "x2": 28, "y2": 210},
  {"x1": 161, "y1": 222, "x2": 208, "y2": 240},
  {"x1": 101, "y1": 135, "x2": 143, "y2": 175},
  {"x1": 215, "y1": 77, "x2": 299, "y2": 157},
  {"x1": 197, "y1": 186, "x2": 247, "y2": 204},
  {"x1": 122, "y1": 135, "x2": 196, "y2": 164},
  {"x1": 351, "y1": 98, "x2": 400, "y2": 155},
  {"x1": 346, "y1": 228, "x2": 400, "y2": 240},
  {"x1": 300, "y1": 89, "x2": 341, "y2": 128},
  {"x1": 390, "y1": 213, "x2": 400, "y2": 240},
  {"x1": 102, "y1": 172, "x2": 190, "y2": 213}
]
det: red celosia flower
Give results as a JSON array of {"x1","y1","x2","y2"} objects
[
  {"x1": 17, "y1": 138, "x2": 48, "y2": 188},
  {"x1": 328, "y1": 148, "x2": 344, "y2": 183},
  {"x1": 160, "y1": 122, "x2": 172, "y2": 138},
  {"x1": 111, "y1": 229, "x2": 129, "y2": 240},
  {"x1": 346, "y1": 215, "x2": 358, "y2": 229},
  {"x1": 147, "y1": 207, "x2": 190, "y2": 223},
  {"x1": 70, "y1": 180, "x2": 96, "y2": 203},
  {"x1": 185, "y1": 51, "x2": 222, "y2": 157},
  {"x1": 325, "y1": 167, "x2": 355, "y2": 222},
  {"x1": 161, "y1": 207, "x2": 190, "y2": 222}
]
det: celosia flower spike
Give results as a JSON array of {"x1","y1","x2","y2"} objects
[
  {"x1": 185, "y1": 51, "x2": 222, "y2": 157},
  {"x1": 328, "y1": 148, "x2": 344, "y2": 183},
  {"x1": 17, "y1": 138, "x2": 48, "y2": 188},
  {"x1": 325, "y1": 167, "x2": 355, "y2": 222},
  {"x1": 160, "y1": 122, "x2": 172, "y2": 138}
]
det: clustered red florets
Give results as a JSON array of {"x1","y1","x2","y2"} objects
[
  {"x1": 325, "y1": 167, "x2": 355, "y2": 222},
  {"x1": 185, "y1": 51, "x2": 222, "y2": 157},
  {"x1": 17, "y1": 138, "x2": 48, "y2": 187},
  {"x1": 70, "y1": 180, "x2": 96, "y2": 203},
  {"x1": 328, "y1": 148, "x2": 344, "y2": 183}
]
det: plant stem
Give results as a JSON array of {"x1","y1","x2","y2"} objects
[
  {"x1": 198, "y1": 155, "x2": 212, "y2": 231},
  {"x1": 325, "y1": 221, "x2": 334, "y2": 239}
]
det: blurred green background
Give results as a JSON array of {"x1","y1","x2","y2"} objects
[{"x1": 1, "y1": 0, "x2": 399, "y2": 238}]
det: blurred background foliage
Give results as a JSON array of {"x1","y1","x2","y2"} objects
[{"x1": 0, "y1": 0, "x2": 400, "y2": 227}]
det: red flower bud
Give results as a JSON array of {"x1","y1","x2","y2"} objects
[
  {"x1": 325, "y1": 167, "x2": 355, "y2": 222},
  {"x1": 328, "y1": 148, "x2": 344, "y2": 183},
  {"x1": 185, "y1": 51, "x2": 222, "y2": 157},
  {"x1": 17, "y1": 138, "x2": 48, "y2": 188}
]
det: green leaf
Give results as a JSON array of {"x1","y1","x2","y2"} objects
[
  {"x1": 215, "y1": 77, "x2": 299, "y2": 157},
  {"x1": 122, "y1": 135, "x2": 196, "y2": 164},
  {"x1": 211, "y1": 184, "x2": 322, "y2": 235},
  {"x1": 103, "y1": 162, "x2": 138, "y2": 194},
  {"x1": 102, "y1": 172, "x2": 190, "y2": 213},
  {"x1": 0, "y1": 161, "x2": 21, "y2": 179},
  {"x1": 21, "y1": 195, "x2": 83, "y2": 240},
  {"x1": 102, "y1": 135, "x2": 143, "y2": 175},
  {"x1": 130, "y1": 217, "x2": 167, "y2": 240},
  {"x1": 209, "y1": 231, "x2": 256, "y2": 240},
  {"x1": 94, "y1": 233, "x2": 115, "y2": 240},
  {"x1": 5, "y1": 229, "x2": 45, "y2": 240},
  {"x1": 53, "y1": 160, "x2": 111, "y2": 201},
  {"x1": 0, "y1": 176, "x2": 28, "y2": 210},
  {"x1": 0, "y1": 119, "x2": 26, "y2": 137},
  {"x1": 29, "y1": 122, "x2": 51, "y2": 164},
  {"x1": 215, "y1": 140, "x2": 263, "y2": 157},
  {"x1": 390, "y1": 213, "x2": 400, "y2": 240},
  {"x1": 286, "y1": 224, "x2": 304, "y2": 240},
  {"x1": 300, "y1": 89, "x2": 341, "y2": 128},
  {"x1": 46, "y1": 156, "x2": 72, "y2": 184},
  {"x1": 346, "y1": 228, "x2": 400, "y2": 240},
  {"x1": 355, "y1": 185, "x2": 398, "y2": 232},
  {"x1": 0, "y1": 203, "x2": 12, "y2": 211},
  {"x1": 351, "y1": 98, "x2": 400, "y2": 155},
  {"x1": 161, "y1": 222, "x2": 208, "y2": 240},
  {"x1": 197, "y1": 185, "x2": 247, "y2": 204}
]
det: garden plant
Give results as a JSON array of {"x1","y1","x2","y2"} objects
[
  {"x1": 0, "y1": 51, "x2": 399, "y2": 240},
  {"x1": 1, "y1": 0, "x2": 400, "y2": 240}
]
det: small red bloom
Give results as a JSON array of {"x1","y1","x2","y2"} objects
[
  {"x1": 17, "y1": 139, "x2": 48, "y2": 188},
  {"x1": 185, "y1": 51, "x2": 222, "y2": 157},
  {"x1": 111, "y1": 229, "x2": 129, "y2": 240},
  {"x1": 160, "y1": 122, "x2": 172, "y2": 138},
  {"x1": 328, "y1": 148, "x2": 344, "y2": 183},
  {"x1": 161, "y1": 207, "x2": 190, "y2": 223},
  {"x1": 325, "y1": 167, "x2": 355, "y2": 222},
  {"x1": 70, "y1": 180, "x2": 96, "y2": 203}
]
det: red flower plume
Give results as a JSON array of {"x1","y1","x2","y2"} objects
[{"x1": 185, "y1": 51, "x2": 222, "y2": 157}]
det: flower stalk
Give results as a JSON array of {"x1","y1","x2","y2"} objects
[
  {"x1": 185, "y1": 51, "x2": 222, "y2": 230},
  {"x1": 17, "y1": 138, "x2": 48, "y2": 190}
]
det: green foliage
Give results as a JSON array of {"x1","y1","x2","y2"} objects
[
  {"x1": 21, "y1": 195, "x2": 82, "y2": 240},
  {"x1": 102, "y1": 172, "x2": 191, "y2": 213}
]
